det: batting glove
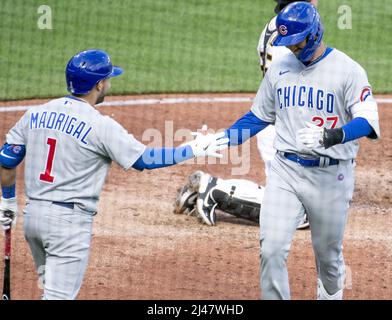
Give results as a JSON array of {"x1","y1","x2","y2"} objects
[
  {"x1": 188, "y1": 125, "x2": 229, "y2": 158},
  {"x1": 296, "y1": 122, "x2": 324, "y2": 149},
  {"x1": 0, "y1": 197, "x2": 18, "y2": 231}
]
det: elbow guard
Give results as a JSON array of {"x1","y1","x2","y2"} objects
[
  {"x1": 0, "y1": 144, "x2": 26, "y2": 168},
  {"x1": 350, "y1": 100, "x2": 380, "y2": 139}
]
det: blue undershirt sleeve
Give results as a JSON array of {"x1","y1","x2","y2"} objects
[
  {"x1": 132, "y1": 145, "x2": 194, "y2": 171},
  {"x1": 341, "y1": 117, "x2": 373, "y2": 143},
  {"x1": 225, "y1": 111, "x2": 271, "y2": 146}
]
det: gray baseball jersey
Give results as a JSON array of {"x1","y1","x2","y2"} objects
[
  {"x1": 251, "y1": 48, "x2": 380, "y2": 160},
  {"x1": 254, "y1": 47, "x2": 381, "y2": 300},
  {"x1": 6, "y1": 96, "x2": 146, "y2": 213}
]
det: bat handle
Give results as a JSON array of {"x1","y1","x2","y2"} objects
[
  {"x1": 2, "y1": 210, "x2": 13, "y2": 256},
  {"x1": 4, "y1": 228, "x2": 11, "y2": 257},
  {"x1": 2, "y1": 226, "x2": 11, "y2": 300}
]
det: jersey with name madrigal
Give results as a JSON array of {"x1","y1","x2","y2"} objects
[
  {"x1": 251, "y1": 48, "x2": 380, "y2": 160},
  {"x1": 6, "y1": 96, "x2": 146, "y2": 213}
]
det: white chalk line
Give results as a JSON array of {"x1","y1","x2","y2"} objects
[{"x1": 0, "y1": 96, "x2": 391, "y2": 113}]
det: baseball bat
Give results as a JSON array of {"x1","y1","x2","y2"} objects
[{"x1": 2, "y1": 212, "x2": 12, "y2": 300}]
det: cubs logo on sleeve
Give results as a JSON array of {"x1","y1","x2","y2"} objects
[
  {"x1": 11, "y1": 145, "x2": 23, "y2": 154},
  {"x1": 360, "y1": 86, "x2": 372, "y2": 102}
]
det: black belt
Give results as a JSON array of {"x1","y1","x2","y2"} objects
[
  {"x1": 52, "y1": 201, "x2": 74, "y2": 209},
  {"x1": 282, "y1": 152, "x2": 339, "y2": 167}
]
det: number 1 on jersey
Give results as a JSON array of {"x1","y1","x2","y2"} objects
[{"x1": 39, "y1": 138, "x2": 57, "y2": 183}]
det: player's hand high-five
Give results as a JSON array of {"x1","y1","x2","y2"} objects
[{"x1": 188, "y1": 125, "x2": 229, "y2": 158}]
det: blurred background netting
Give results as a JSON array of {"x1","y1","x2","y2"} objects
[{"x1": 0, "y1": 0, "x2": 391, "y2": 100}]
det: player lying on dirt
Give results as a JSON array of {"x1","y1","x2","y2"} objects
[{"x1": 174, "y1": 170, "x2": 310, "y2": 229}]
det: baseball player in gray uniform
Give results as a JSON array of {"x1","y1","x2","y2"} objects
[
  {"x1": 174, "y1": 0, "x2": 315, "y2": 230},
  {"x1": 209, "y1": 2, "x2": 380, "y2": 299},
  {"x1": 0, "y1": 49, "x2": 228, "y2": 299},
  {"x1": 256, "y1": 0, "x2": 317, "y2": 174}
]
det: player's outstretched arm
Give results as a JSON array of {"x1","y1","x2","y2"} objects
[
  {"x1": 132, "y1": 126, "x2": 229, "y2": 171},
  {"x1": 224, "y1": 111, "x2": 272, "y2": 146}
]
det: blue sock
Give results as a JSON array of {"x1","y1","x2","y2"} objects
[{"x1": 1, "y1": 184, "x2": 15, "y2": 199}]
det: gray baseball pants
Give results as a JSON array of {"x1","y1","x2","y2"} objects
[
  {"x1": 23, "y1": 200, "x2": 94, "y2": 300},
  {"x1": 259, "y1": 152, "x2": 354, "y2": 300}
]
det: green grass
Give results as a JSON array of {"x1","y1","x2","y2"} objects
[{"x1": 0, "y1": 0, "x2": 390, "y2": 100}]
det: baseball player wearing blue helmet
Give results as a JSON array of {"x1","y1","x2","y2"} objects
[
  {"x1": 274, "y1": 1, "x2": 323, "y2": 63},
  {"x1": 174, "y1": 0, "x2": 315, "y2": 230},
  {"x1": 208, "y1": 1, "x2": 380, "y2": 299},
  {"x1": 0, "y1": 49, "x2": 228, "y2": 299},
  {"x1": 66, "y1": 49, "x2": 123, "y2": 96}
]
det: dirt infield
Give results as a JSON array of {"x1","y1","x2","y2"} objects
[{"x1": 1, "y1": 93, "x2": 391, "y2": 300}]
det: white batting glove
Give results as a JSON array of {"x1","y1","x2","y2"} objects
[
  {"x1": 0, "y1": 197, "x2": 18, "y2": 231},
  {"x1": 188, "y1": 125, "x2": 229, "y2": 158},
  {"x1": 296, "y1": 122, "x2": 324, "y2": 149}
]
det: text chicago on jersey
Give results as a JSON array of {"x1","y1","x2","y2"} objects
[
  {"x1": 277, "y1": 86, "x2": 335, "y2": 112},
  {"x1": 30, "y1": 111, "x2": 92, "y2": 144}
]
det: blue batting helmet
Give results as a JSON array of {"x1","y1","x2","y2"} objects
[
  {"x1": 273, "y1": 2, "x2": 324, "y2": 63},
  {"x1": 66, "y1": 49, "x2": 123, "y2": 95}
]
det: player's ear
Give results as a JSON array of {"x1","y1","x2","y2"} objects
[{"x1": 96, "y1": 80, "x2": 104, "y2": 92}]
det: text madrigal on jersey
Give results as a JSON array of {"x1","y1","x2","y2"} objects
[
  {"x1": 30, "y1": 111, "x2": 92, "y2": 144},
  {"x1": 277, "y1": 86, "x2": 334, "y2": 113}
]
